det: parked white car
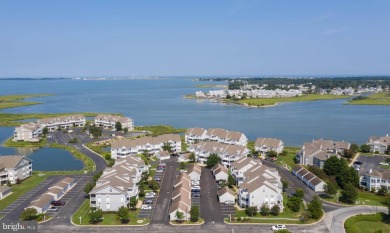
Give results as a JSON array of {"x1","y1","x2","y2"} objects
[
  {"x1": 379, "y1": 162, "x2": 389, "y2": 166},
  {"x1": 141, "y1": 205, "x2": 152, "y2": 210},
  {"x1": 146, "y1": 192, "x2": 156, "y2": 197},
  {"x1": 271, "y1": 225, "x2": 286, "y2": 231}
]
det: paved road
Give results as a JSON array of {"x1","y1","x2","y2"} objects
[
  {"x1": 151, "y1": 160, "x2": 179, "y2": 224},
  {"x1": 324, "y1": 205, "x2": 388, "y2": 233},
  {"x1": 200, "y1": 167, "x2": 224, "y2": 223}
]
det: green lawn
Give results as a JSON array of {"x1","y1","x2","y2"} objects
[
  {"x1": 344, "y1": 213, "x2": 390, "y2": 233},
  {"x1": 229, "y1": 94, "x2": 349, "y2": 107},
  {"x1": 356, "y1": 191, "x2": 388, "y2": 206},
  {"x1": 134, "y1": 125, "x2": 186, "y2": 136},
  {"x1": 0, "y1": 173, "x2": 48, "y2": 211},
  {"x1": 72, "y1": 199, "x2": 149, "y2": 225},
  {"x1": 3, "y1": 137, "x2": 47, "y2": 147},
  {"x1": 275, "y1": 147, "x2": 300, "y2": 171},
  {"x1": 348, "y1": 92, "x2": 390, "y2": 105}
]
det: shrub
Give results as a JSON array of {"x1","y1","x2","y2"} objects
[
  {"x1": 245, "y1": 206, "x2": 258, "y2": 216},
  {"x1": 260, "y1": 204, "x2": 270, "y2": 216},
  {"x1": 270, "y1": 205, "x2": 280, "y2": 216}
]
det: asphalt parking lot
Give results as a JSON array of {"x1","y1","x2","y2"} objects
[
  {"x1": 200, "y1": 167, "x2": 224, "y2": 223},
  {"x1": 219, "y1": 203, "x2": 235, "y2": 218},
  {"x1": 357, "y1": 155, "x2": 388, "y2": 175}
]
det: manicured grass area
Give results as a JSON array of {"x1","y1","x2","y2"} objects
[
  {"x1": 275, "y1": 147, "x2": 300, "y2": 171},
  {"x1": 0, "y1": 173, "x2": 48, "y2": 211},
  {"x1": 344, "y1": 213, "x2": 390, "y2": 233},
  {"x1": 3, "y1": 137, "x2": 47, "y2": 147},
  {"x1": 181, "y1": 136, "x2": 188, "y2": 152},
  {"x1": 0, "y1": 94, "x2": 52, "y2": 110},
  {"x1": 233, "y1": 193, "x2": 306, "y2": 224},
  {"x1": 348, "y1": 92, "x2": 390, "y2": 105},
  {"x1": 356, "y1": 191, "x2": 388, "y2": 206},
  {"x1": 134, "y1": 125, "x2": 186, "y2": 137},
  {"x1": 229, "y1": 94, "x2": 349, "y2": 107},
  {"x1": 50, "y1": 143, "x2": 96, "y2": 172},
  {"x1": 72, "y1": 199, "x2": 149, "y2": 225}
]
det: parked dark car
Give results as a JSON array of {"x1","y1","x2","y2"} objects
[
  {"x1": 51, "y1": 201, "x2": 65, "y2": 206},
  {"x1": 143, "y1": 199, "x2": 153, "y2": 204}
]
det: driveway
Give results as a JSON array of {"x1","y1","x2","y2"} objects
[{"x1": 200, "y1": 167, "x2": 224, "y2": 223}]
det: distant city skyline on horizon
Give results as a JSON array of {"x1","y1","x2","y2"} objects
[{"x1": 1, "y1": 1, "x2": 390, "y2": 77}]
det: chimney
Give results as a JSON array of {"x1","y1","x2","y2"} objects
[{"x1": 369, "y1": 168, "x2": 372, "y2": 174}]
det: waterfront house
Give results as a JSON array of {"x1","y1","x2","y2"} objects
[
  {"x1": 187, "y1": 164, "x2": 201, "y2": 181},
  {"x1": 185, "y1": 128, "x2": 208, "y2": 144},
  {"x1": 212, "y1": 163, "x2": 229, "y2": 182},
  {"x1": 13, "y1": 122, "x2": 43, "y2": 142},
  {"x1": 366, "y1": 135, "x2": 390, "y2": 154},
  {"x1": 359, "y1": 168, "x2": 390, "y2": 192},
  {"x1": 37, "y1": 114, "x2": 86, "y2": 131},
  {"x1": 169, "y1": 173, "x2": 191, "y2": 221},
  {"x1": 296, "y1": 139, "x2": 350, "y2": 167},
  {"x1": 217, "y1": 187, "x2": 235, "y2": 203},
  {"x1": 188, "y1": 141, "x2": 249, "y2": 168},
  {"x1": 0, "y1": 186, "x2": 12, "y2": 199},
  {"x1": 185, "y1": 127, "x2": 248, "y2": 146},
  {"x1": 254, "y1": 138, "x2": 284, "y2": 155},
  {"x1": 0, "y1": 156, "x2": 32, "y2": 185},
  {"x1": 94, "y1": 114, "x2": 134, "y2": 131},
  {"x1": 111, "y1": 134, "x2": 181, "y2": 159}
]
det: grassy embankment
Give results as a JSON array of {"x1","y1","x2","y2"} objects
[
  {"x1": 72, "y1": 199, "x2": 149, "y2": 225},
  {"x1": 134, "y1": 125, "x2": 186, "y2": 136},
  {"x1": 229, "y1": 193, "x2": 313, "y2": 224},
  {"x1": 344, "y1": 213, "x2": 390, "y2": 233},
  {"x1": 348, "y1": 92, "x2": 390, "y2": 105},
  {"x1": 275, "y1": 147, "x2": 300, "y2": 171},
  {"x1": 0, "y1": 94, "x2": 52, "y2": 110},
  {"x1": 227, "y1": 94, "x2": 349, "y2": 107}
]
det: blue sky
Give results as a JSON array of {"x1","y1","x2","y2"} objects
[{"x1": 1, "y1": 0, "x2": 390, "y2": 77}]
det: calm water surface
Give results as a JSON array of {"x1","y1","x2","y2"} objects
[
  {"x1": 1, "y1": 78, "x2": 389, "y2": 146},
  {"x1": 0, "y1": 127, "x2": 83, "y2": 171}
]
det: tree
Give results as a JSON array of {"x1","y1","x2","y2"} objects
[
  {"x1": 280, "y1": 150, "x2": 288, "y2": 156},
  {"x1": 341, "y1": 183, "x2": 358, "y2": 204},
  {"x1": 343, "y1": 149, "x2": 355, "y2": 159},
  {"x1": 360, "y1": 144, "x2": 371, "y2": 153},
  {"x1": 89, "y1": 208, "x2": 103, "y2": 224},
  {"x1": 337, "y1": 167, "x2": 359, "y2": 189},
  {"x1": 324, "y1": 181, "x2": 338, "y2": 197},
  {"x1": 149, "y1": 180, "x2": 159, "y2": 191},
  {"x1": 42, "y1": 127, "x2": 48, "y2": 135},
  {"x1": 180, "y1": 162, "x2": 186, "y2": 170},
  {"x1": 386, "y1": 146, "x2": 390, "y2": 155},
  {"x1": 270, "y1": 205, "x2": 280, "y2": 216},
  {"x1": 266, "y1": 150, "x2": 278, "y2": 158},
  {"x1": 287, "y1": 196, "x2": 301, "y2": 212},
  {"x1": 295, "y1": 188, "x2": 304, "y2": 199},
  {"x1": 189, "y1": 206, "x2": 200, "y2": 222},
  {"x1": 162, "y1": 142, "x2": 173, "y2": 153},
  {"x1": 115, "y1": 122, "x2": 122, "y2": 131},
  {"x1": 308, "y1": 165, "x2": 328, "y2": 180},
  {"x1": 118, "y1": 206, "x2": 130, "y2": 223},
  {"x1": 175, "y1": 210, "x2": 184, "y2": 222},
  {"x1": 123, "y1": 127, "x2": 128, "y2": 133},
  {"x1": 227, "y1": 174, "x2": 235, "y2": 188},
  {"x1": 20, "y1": 208, "x2": 38, "y2": 220},
  {"x1": 350, "y1": 144, "x2": 359, "y2": 153},
  {"x1": 189, "y1": 153, "x2": 196, "y2": 163},
  {"x1": 307, "y1": 195, "x2": 323, "y2": 220},
  {"x1": 260, "y1": 204, "x2": 270, "y2": 216},
  {"x1": 84, "y1": 181, "x2": 95, "y2": 194},
  {"x1": 281, "y1": 179, "x2": 288, "y2": 190},
  {"x1": 206, "y1": 153, "x2": 221, "y2": 168},
  {"x1": 245, "y1": 206, "x2": 258, "y2": 216},
  {"x1": 323, "y1": 156, "x2": 347, "y2": 176},
  {"x1": 129, "y1": 197, "x2": 138, "y2": 211}
]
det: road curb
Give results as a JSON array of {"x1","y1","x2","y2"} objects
[
  {"x1": 70, "y1": 216, "x2": 150, "y2": 227},
  {"x1": 341, "y1": 210, "x2": 387, "y2": 233},
  {"x1": 169, "y1": 220, "x2": 204, "y2": 226}
]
